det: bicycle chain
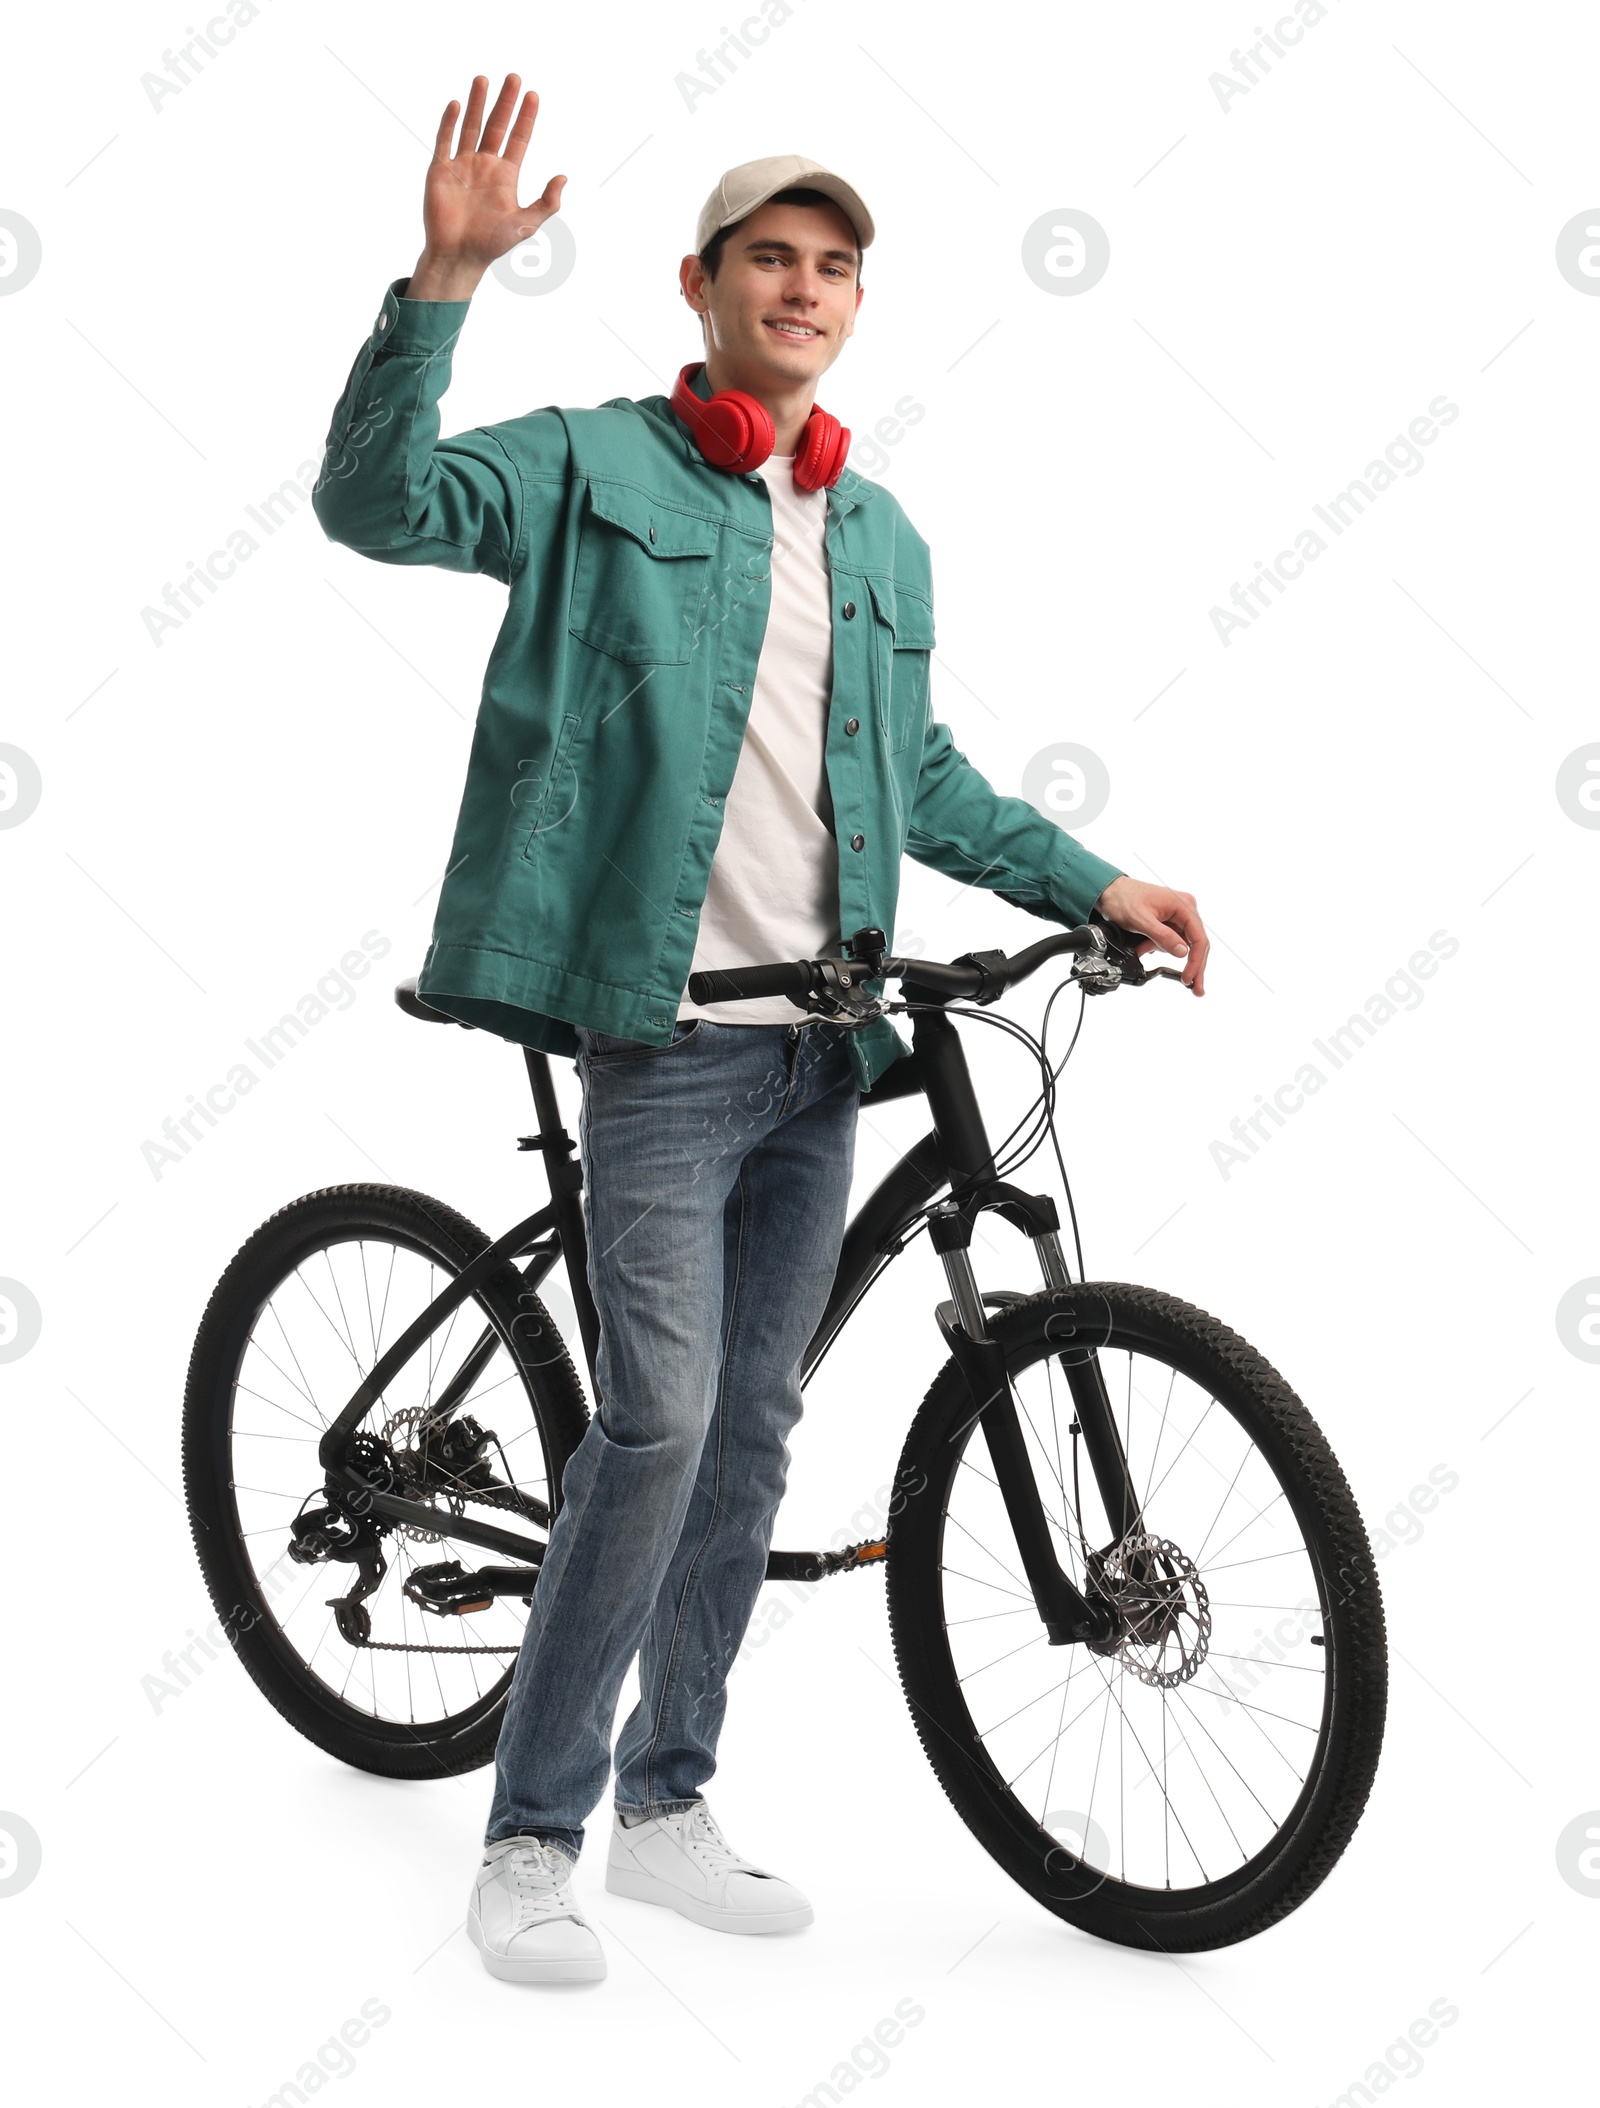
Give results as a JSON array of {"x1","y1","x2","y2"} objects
[{"x1": 351, "y1": 1634, "x2": 520, "y2": 1656}]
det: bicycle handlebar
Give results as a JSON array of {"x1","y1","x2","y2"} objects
[
  {"x1": 688, "y1": 960, "x2": 816, "y2": 1006},
  {"x1": 686, "y1": 915, "x2": 1181, "y2": 1021}
]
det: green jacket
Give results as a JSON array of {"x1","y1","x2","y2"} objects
[{"x1": 312, "y1": 277, "x2": 1124, "y2": 1090}]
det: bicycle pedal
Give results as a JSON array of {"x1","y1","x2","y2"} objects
[
  {"x1": 404, "y1": 1559, "x2": 537, "y2": 1616},
  {"x1": 403, "y1": 1559, "x2": 493, "y2": 1616}
]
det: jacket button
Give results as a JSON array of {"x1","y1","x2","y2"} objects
[
  {"x1": 850, "y1": 832, "x2": 865, "y2": 851},
  {"x1": 844, "y1": 717, "x2": 860, "y2": 735},
  {"x1": 842, "y1": 601, "x2": 856, "y2": 619},
  {"x1": 648, "y1": 525, "x2": 656, "y2": 543}
]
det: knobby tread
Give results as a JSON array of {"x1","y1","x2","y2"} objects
[
  {"x1": 885, "y1": 1282, "x2": 1387, "y2": 1951},
  {"x1": 181, "y1": 1184, "x2": 589, "y2": 1779}
]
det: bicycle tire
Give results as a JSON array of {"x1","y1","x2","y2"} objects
[
  {"x1": 182, "y1": 1184, "x2": 589, "y2": 1779},
  {"x1": 886, "y1": 1282, "x2": 1386, "y2": 1951}
]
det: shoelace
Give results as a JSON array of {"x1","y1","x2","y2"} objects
[
  {"x1": 496, "y1": 1842, "x2": 585, "y2": 1925},
  {"x1": 683, "y1": 1803, "x2": 754, "y2": 1876}
]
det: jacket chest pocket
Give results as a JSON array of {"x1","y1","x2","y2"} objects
[
  {"x1": 866, "y1": 573, "x2": 935, "y2": 754},
  {"x1": 569, "y1": 481, "x2": 719, "y2": 664}
]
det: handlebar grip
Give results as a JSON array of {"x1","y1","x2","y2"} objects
[
  {"x1": 898, "y1": 958, "x2": 985, "y2": 998},
  {"x1": 686, "y1": 961, "x2": 814, "y2": 1005}
]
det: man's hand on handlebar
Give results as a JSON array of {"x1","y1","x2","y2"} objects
[{"x1": 1094, "y1": 877, "x2": 1209, "y2": 998}]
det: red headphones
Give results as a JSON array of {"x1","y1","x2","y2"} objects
[{"x1": 669, "y1": 363, "x2": 851, "y2": 491}]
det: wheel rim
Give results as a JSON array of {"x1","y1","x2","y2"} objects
[
  {"x1": 932, "y1": 1328, "x2": 1335, "y2": 1899},
  {"x1": 223, "y1": 1232, "x2": 561, "y2": 1736}
]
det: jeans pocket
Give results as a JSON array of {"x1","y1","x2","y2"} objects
[{"x1": 579, "y1": 1019, "x2": 705, "y2": 1065}]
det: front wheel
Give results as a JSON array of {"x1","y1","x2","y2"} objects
[{"x1": 886, "y1": 1283, "x2": 1386, "y2": 1951}]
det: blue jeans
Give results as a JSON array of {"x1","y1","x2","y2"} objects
[{"x1": 484, "y1": 1016, "x2": 860, "y2": 1856}]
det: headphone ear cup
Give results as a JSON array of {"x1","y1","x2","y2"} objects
[
  {"x1": 670, "y1": 365, "x2": 777, "y2": 472},
  {"x1": 699, "y1": 387, "x2": 775, "y2": 471},
  {"x1": 795, "y1": 409, "x2": 850, "y2": 491}
]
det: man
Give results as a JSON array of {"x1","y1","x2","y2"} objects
[{"x1": 313, "y1": 72, "x2": 1208, "y2": 1986}]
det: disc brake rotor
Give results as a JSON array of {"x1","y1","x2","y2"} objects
[{"x1": 1095, "y1": 1530, "x2": 1211, "y2": 1688}]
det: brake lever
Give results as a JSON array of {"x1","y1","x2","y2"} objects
[
  {"x1": 1081, "y1": 913, "x2": 1190, "y2": 992},
  {"x1": 800, "y1": 956, "x2": 886, "y2": 1028}
]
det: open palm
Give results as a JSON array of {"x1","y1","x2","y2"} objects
[{"x1": 422, "y1": 73, "x2": 566, "y2": 270}]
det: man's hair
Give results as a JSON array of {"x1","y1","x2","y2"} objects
[{"x1": 698, "y1": 186, "x2": 864, "y2": 286}]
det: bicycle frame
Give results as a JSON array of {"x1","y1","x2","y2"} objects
[{"x1": 315, "y1": 991, "x2": 1145, "y2": 1643}]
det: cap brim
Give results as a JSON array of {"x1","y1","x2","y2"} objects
[{"x1": 710, "y1": 170, "x2": 874, "y2": 251}]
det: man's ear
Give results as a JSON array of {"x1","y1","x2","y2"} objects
[{"x1": 680, "y1": 252, "x2": 709, "y2": 315}]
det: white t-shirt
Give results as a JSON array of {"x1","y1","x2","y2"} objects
[{"x1": 676, "y1": 452, "x2": 841, "y2": 1026}]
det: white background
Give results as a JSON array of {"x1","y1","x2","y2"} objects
[{"x1": 3, "y1": 0, "x2": 1595, "y2": 2100}]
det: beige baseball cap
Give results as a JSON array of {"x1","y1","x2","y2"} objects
[{"x1": 694, "y1": 155, "x2": 875, "y2": 256}]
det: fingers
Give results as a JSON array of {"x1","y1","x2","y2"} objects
[
  {"x1": 505, "y1": 88, "x2": 541, "y2": 167},
  {"x1": 478, "y1": 72, "x2": 524, "y2": 157},
  {"x1": 456, "y1": 73, "x2": 490, "y2": 156},
  {"x1": 437, "y1": 75, "x2": 543, "y2": 170},
  {"x1": 432, "y1": 96, "x2": 462, "y2": 162},
  {"x1": 537, "y1": 172, "x2": 568, "y2": 216},
  {"x1": 1140, "y1": 911, "x2": 1187, "y2": 958},
  {"x1": 1164, "y1": 896, "x2": 1209, "y2": 996}
]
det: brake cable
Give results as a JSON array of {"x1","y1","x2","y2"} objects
[{"x1": 877, "y1": 969, "x2": 1094, "y2": 1277}]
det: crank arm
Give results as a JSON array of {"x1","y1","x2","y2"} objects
[{"x1": 936, "y1": 1305, "x2": 1115, "y2": 1647}]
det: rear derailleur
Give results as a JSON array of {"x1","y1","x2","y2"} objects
[
  {"x1": 287, "y1": 1494, "x2": 388, "y2": 1645},
  {"x1": 286, "y1": 1417, "x2": 514, "y2": 1643}
]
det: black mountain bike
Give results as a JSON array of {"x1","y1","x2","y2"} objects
[{"x1": 183, "y1": 916, "x2": 1386, "y2": 1952}]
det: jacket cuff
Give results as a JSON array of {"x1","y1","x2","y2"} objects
[
  {"x1": 1051, "y1": 845, "x2": 1124, "y2": 926},
  {"x1": 371, "y1": 275, "x2": 471, "y2": 355}
]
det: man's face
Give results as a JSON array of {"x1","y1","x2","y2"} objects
[{"x1": 680, "y1": 199, "x2": 864, "y2": 392}]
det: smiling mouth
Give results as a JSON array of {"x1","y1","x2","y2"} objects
[{"x1": 764, "y1": 320, "x2": 823, "y2": 341}]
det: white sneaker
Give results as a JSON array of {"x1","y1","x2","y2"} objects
[
  {"x1": 605, "y1": 1799, "x2": 814, "y2": 1935},
  {"x1": 468, "y1": 1837, "x2": 606, "y2": 1983}
]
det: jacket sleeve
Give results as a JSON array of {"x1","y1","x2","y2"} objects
[
  {"x1": 905, "y1": 714, "x2": 1125, "y2": 927},
  {"x1": 312, "y1": 277, "x2": 552, "y2": 584}
]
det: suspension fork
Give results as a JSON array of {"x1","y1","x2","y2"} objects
[
  {"x1": 930, "y1": 1208, "x2": 1115, "y2": 1648},
  {"x1": 1030, "y1": 1225, "x2": 1144, "y2": 1545}
]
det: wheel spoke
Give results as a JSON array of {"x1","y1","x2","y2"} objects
[
  {"x1": 918, "y1": 1312, "x2": 1356, "y2": 1906},
  {"x1": 210, "y1": 1225, "x2": 571, "y2": 1741}
]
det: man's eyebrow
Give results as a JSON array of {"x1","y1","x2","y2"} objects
[{"x1": 742, "y1": 237, "x2": 858, "y2": 265}]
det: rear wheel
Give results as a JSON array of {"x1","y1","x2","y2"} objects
[
  {"x1": 182, "y1": 1185, "x2": 588, "y2": 1778},
  {"x1": 886, "y1": 1283, "x2": 1386, "y2": 1950}
]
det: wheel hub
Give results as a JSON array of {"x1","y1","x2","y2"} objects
[{"x1": 1090, "y1": 1531, "x2": 1211, "y2": 1687}]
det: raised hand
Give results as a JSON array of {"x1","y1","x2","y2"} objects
[{"x1": 408, "y1": 74, "x2": 566, "y2": 301}]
